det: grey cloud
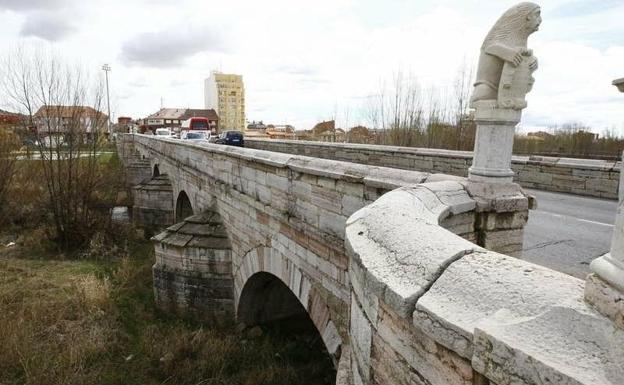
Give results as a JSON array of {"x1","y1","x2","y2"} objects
[
  {"x1": 0, "y1": 0, "x2": 66, "y2": 11},
  {"x1": 120, "y1": 27, "x2": 227, "y2": 68},
  {"x1": 20, "y1": 11, "x2": 75, "y2": 41}
]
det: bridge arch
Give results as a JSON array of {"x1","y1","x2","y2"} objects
[
  {"x1": 234, "y1": 245, "x2": 343, "y2": 362},
  {"x1": 175, "y1": 190, "x2": 194, "y2": 222},
  {"x1": 238, "y1": 271, "x2": 310, "y2": 326}
]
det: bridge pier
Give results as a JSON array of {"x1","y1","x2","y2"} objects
[
  {"x1": 151, "y1": 208, "x2": 234, "y2": 321},
  {"x1": 132, "y1": 175, "x2": 174, "y2": 235},
  {"x1": 116, "y1": 136, "x2": 152, "y2": 187}
]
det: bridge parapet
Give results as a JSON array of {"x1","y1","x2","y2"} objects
[
  {"x1": 246, "y1": 138, "x2": 621, "y2": 199},
  {"x1": 120, "y1": 133, "x2": 600, "y2": 383},
  {"x1": 346, "y1": 183, "x2": 624, "y2": 385}
]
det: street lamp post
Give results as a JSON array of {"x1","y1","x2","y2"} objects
[{"x1": 102, "y1": 64, "x2": 112, "y2": 136}]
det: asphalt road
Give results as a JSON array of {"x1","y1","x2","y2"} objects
[{"x1": 521, "y1": 188, "x2": 617, "y2": 279}]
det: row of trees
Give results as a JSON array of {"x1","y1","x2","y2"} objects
[
  {"x1": 337, "y1": 65, "x2": 623, "y2": 158},
  {"x1": 350, "y1": 65, "x2": 477, "y2": 150},
  {"x1": 1, "y1": 47, "x2": 125, "y2": 251},
  {"x1": 513, "y1": 124, "x2": 624, "y2": 159}
]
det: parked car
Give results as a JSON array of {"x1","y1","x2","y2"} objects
[
  {"x1": 182, "y1": 131, "x2": 209, "y2": 142},
  {"x1": 155, "y1": 128, "x2": 175, "y2": 138},
  {"x1": 22, "y1": 138, "x2": 40, "y2": 147},
  {"x1": 215, "y1": 130, "x2": 244, "y2": 147},
  {"x1": 41, "y1": 135, "x2": 65, "y2": 148}
]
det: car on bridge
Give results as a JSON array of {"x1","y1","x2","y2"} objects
[
  {"x1": 155, "y1": 128, "x2": 175, "y2": 138},
  {"x1": 215, "y1": 130, "x2": 244, "y2": 147},
  {"x1": 181, "y1": 131, "x2": 210, "y2": 142}
]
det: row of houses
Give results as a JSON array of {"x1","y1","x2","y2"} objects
[
  {"x1": 244, "y1": 120, "x2": 378, "y2": 143},
  {"x1": 139, "y1": 108, "x2": 219, "y2": 133},
  {"x1": 0, "y1": 106, "x2": 108, "y2": 133},
  {"x1": 2, "y1": 106, "x2": 376, "y2": 144}
]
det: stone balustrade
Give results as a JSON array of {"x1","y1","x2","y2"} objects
[
  {"x1": 346, "y1": 183, "x2": 624, "y2": 385},
  {"x1": 246, "y1": 139, "x2": 621, "y2": 199},
  {"x1": 118, "y1": 134, "x2": 622, "y2": 384}
]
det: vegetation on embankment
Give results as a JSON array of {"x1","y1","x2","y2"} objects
[
  {"x1": 0, "y1": 235, "x2": 335, "y2": 385},
  {"x1": 0, "y1": 122, "x2": 334, "y2": 383}
]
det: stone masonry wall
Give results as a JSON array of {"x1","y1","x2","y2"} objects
[
  {"x1": 132, "y1": 175, "x2": 174, "y2": 232},
  {"x1": 246, "y1": 139, "x2": 621, "y2": 199},
  {"x1": 124, "y1": 134, "x2": 528, "y2": 367},
  {"x1": 346, "y1": 184, "x2": 623, "y2": 385}
]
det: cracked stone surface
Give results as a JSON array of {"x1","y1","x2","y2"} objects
[
  {"x1": 346, "y1": 183, "x2": 482, "y2": 318},
  {"x1": 414, "y1": 251, "x2": 624, "y2": 385},
  {"x1": 413, "y1": 252, "x2": 585, "y2": 359},
  {"x1": 473, "y1": 306, "x2": 624, "y2": 385}
]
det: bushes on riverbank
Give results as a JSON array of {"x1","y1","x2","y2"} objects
[{"x1": 0, "y1": 238, "x2": 335, "y2": 385}]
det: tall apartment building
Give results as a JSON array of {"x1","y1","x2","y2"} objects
[{"x1": 204, "y1": 72, "x2": 245, "y2": 131}]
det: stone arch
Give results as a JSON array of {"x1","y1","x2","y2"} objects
[
  {"x1": 153, "y1": 164, "x2": 160, "y2": 177},
  {"x1": 238, "y1": 271, "x2": 309, "y2": 326},
  {"x1": 234, "y1": 246, "x2": 343, "y2": 362},
  {"x1": 175, "y1": 190, "x2": 194, "y2": 222}
]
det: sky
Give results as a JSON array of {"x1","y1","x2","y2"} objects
[{"x1": 0, "y1": 0, "x2": 623, "y2": 133}]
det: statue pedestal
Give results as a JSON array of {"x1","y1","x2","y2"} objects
[
  {"x1": 585, "y1": 156, "x2": 624, "y2": 328},
  {"x1": 468, "y1": 103, "x2": 520, "y2": 184},
  {"x1": 585, "y1": 258, "x2": 624, "y2": 329}
]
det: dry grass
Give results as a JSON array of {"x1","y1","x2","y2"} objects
[
  {"x1": 0, "y1": 239, "x2": 335, "y2": 385},
  {"x1": 0, "y1": 256, "x2": 118, "y2": 385}
]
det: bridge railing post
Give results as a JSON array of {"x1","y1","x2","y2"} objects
[
  {"x1": 468, "y1": 106, "x2": 519, "y2": 184},
  {"x1": 585, "y1": 150, "x2": 624, "y2": 328}
]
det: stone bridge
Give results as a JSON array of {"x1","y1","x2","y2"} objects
[
  {"x1": 118, "y1": 133, "x2": 622, "y2": 385},
  {"x1": 114, "y1": 5, "x2": 623, "y2": 383}
]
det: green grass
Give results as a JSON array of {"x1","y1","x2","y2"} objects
[{"x1": 0, "y1": 236, "x2": 335, "y2": 385}]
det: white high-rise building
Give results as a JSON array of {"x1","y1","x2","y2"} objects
[{"x1": 204, "y1": 72, "x2": 246, "y2": 131}]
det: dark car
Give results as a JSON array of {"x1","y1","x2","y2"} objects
[{"x1": 215, "y1": 130, "x2": 244, "y2": 147}]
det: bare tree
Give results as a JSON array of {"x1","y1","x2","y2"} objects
[
  {"x1": 361, "y1": 64, "x2": 476, "y2": 149},
  {"x1": 452, "y1": 59, "x2": 475, "y2": 150},
  {"x1": 1, "y1": 46, "x2": 111, "y2": 250},
  {"x1": 0, "y1": 130, "x2": 19, "y2": 217}
]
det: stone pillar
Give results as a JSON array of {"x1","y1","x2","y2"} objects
[
  {"x1": 585, "y1": 82, "x2": 624, "y2": 328},
  {"x1": 468, "y1": 104, "x2": 521, "y2": 184},
  {"x1": 152, "y1": 208, "x2": 234, "y2": 322},
  {"x1": 132, "y1": 175, "x2": 174, "y2": 234}
]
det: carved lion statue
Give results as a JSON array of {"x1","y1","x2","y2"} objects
[{"x1": 470, "y1": 2, "x2": 542, "y2": 109}]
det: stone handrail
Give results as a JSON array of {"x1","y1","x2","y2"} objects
[
  {"x1": 246, "y1": 138, "x2": 621, "y2": 199},
  {"x1": 133, "y1": 135, "x2": 465, "y2": 192},
  {"x1": 346, "y1": 183, "x2": 624, "y2": 385}
]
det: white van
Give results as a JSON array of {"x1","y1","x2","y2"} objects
[{"x1": 155, "y1": 128, "x2": 173, "y2": 137}]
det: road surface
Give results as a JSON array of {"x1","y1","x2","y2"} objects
[{"x1": 521, "y1": 188, "x2": 617, "y2": 279}]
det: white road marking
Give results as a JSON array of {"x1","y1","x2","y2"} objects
[{"x1": 533, "y1": 210, "x2": 614, "y2": 227}]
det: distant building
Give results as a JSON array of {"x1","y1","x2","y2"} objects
[
  {"x1": 34, "y1": 105, "x2": 107, "y2": 133},
  {"x1": 266, "y1": 124, "x2": 295, "y2": 140},
  {"x1": 292, "y1": 120, "x2": 347, "y2": 142},
  {"x1": 346, "y1": 125, "x2": 371, "y2": 143},
  {"x1": 0, "y1": 109, "x2": 27, "y2": 131},
  {"x1": 245, "y1": 120, "x2": 269, "y2": 139},
  {"x1": 311, "y1": 120, "x2": 345, "y2": 142},
  {"x1": 118, "y1": 116, "x2": 133, "y2": 125},
  {"x1": 114, "y1": 116, "x2": 138, "y2": 134},
  {"x1": 204, "y1": 72, "x2": 245, "y2": 131},
  {"x1": 247, "y1": 120, "x2": 267, "y2": 131},
  {"x1": 143, "y1": 108, "x2": 218, "y2": 133}
]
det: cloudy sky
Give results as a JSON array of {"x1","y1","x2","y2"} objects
[{"x1": 0, "y1": 0, "x2": 623, "y2": 133}]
